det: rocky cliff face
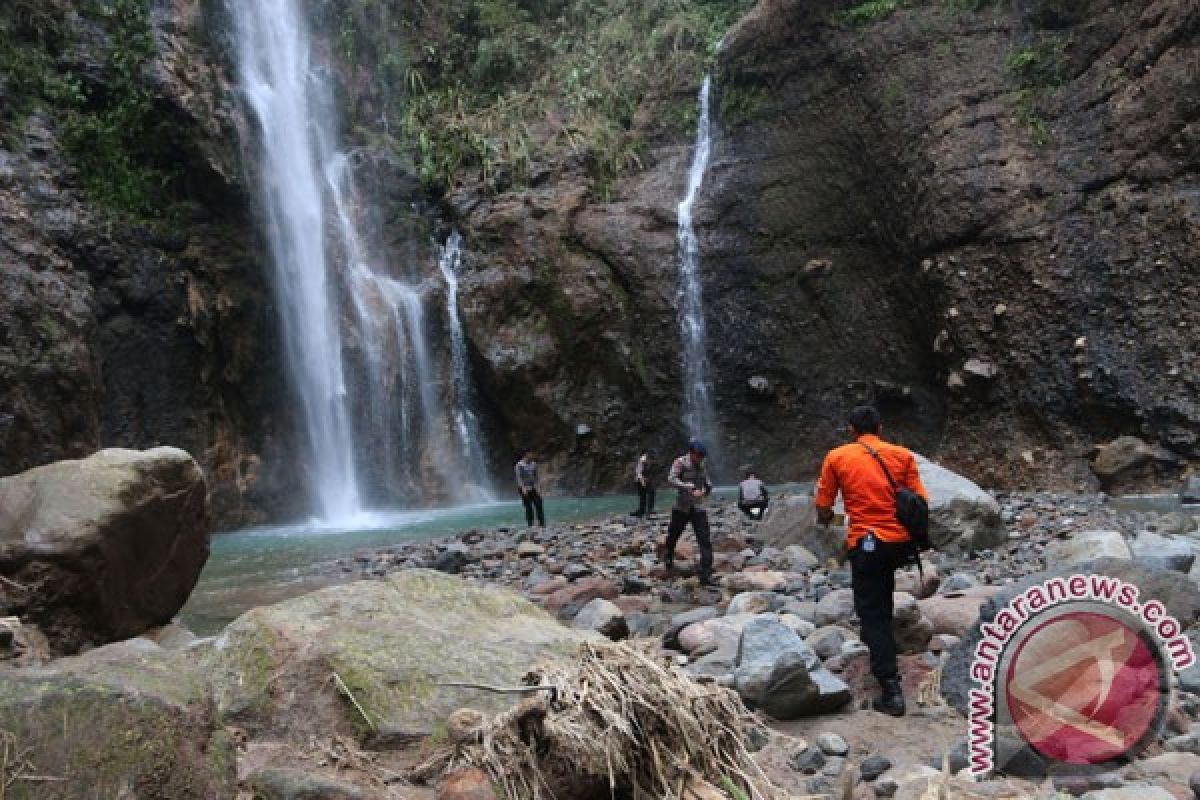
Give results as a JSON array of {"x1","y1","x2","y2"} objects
[
  {"x1": 2, "y1": 0, "x2": 1194, "y2": 523},
  {"x1": 0, "y1": 0, "x2": 290, "y2": 525},
  {"x1": 702, "y1": 0, "x2": 1198, "y2": 488},
  {"x1": 440, "y1": 0, "x2": 1198, "y2": 491}
]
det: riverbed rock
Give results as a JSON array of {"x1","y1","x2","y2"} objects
[
  {"x1": 541, "y1": 575, "x2": 620, "y2": 615},
  {"x1": 1130, "y1": 530, "x2": 1198, "y2": 574},
  {"x1": 814, "y1": 588, "x2": 856, "y2": 626},
  {"x1": 918, "y1": 588, "x2": 999, "y2": 637},
  {"x1": 1090, "y1": 436, "x2": 1155, "y2": 491},
  {"x1": 731, "y1": 616, "x2": 846, "y2": 719},
  {"x1": 892, "y1": 592, "x2": 933, "y2": 654},
  {"x1": 0, "y1": 639, "x2": 235, "y2": 799},
  {"x1": 572, "y1": 597, "x2": 628, "y2": 640},
  {"x1": 248, "y1": 768, "x2": 365, "y2": 800},
  {"x1": 1043, "y1": 530, "x2": 1131, "y2": 566},
  {"x1": 759, "y1": 495, "x2": 843, "y2": 565},
  {"x1": 1183, "y1": 475, "x2": 1200, "y2": 506},
  {"x1": 204, "y1": 570, "x2": 595, "y2": 740},
  {"x1": 0, "y1": 447, "x2": 210, "y2": 654},
  {"x1": 915, "y1": 455, "x2": 1005, "y2": 554}
]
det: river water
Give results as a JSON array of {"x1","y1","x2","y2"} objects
[{"x1": 181, "y1": 493, "x2": 702, "y2": 635}]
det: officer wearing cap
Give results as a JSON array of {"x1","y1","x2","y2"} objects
[{"x1": 663, "y1": 438, "x2": 715, "y2": 584}]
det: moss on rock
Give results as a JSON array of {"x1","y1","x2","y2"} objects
[{"x1": 204, "y1": 570, "x2": 596, "y2": 741}]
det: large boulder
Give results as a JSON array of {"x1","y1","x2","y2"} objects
[
  {"x1": 0, "y1": 448, "x2": 210, "y2": 654},
  {"x1": 732, "y1": 616, "x2": 850, "y2": 718},
  {"x1": 204, "y1": 570, "x2": 595, "y2": 740},
  {"x1": 758, "y1": 495, "x2": 844, "y2": 564},
  {"x1": 0, "y1": 639, "x2": 235, "y2": 799},
  {"x1": 943, "y1": 559, "x2": 1200, "y2": 713},
  {"x1": 1043, "y1": 530, "x2": 1131, "y2": 566},
  {"x1": 915, "y1": 455, "x2": 1005, "y2": 554},
  {"x1": 1090, "y1": 436, "x2": 1155, "y2": 491}
]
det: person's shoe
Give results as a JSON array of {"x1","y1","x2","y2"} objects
[
  {"x1": 872, "y1": 678, "x2": 906, "y2": 717},
  {"x1": 698, "y1": 573, "x2": 718, "y2": 587}
]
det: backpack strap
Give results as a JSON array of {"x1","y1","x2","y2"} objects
[{"x1": 860, "y1": 443, "x2": 924, "y2": 581}]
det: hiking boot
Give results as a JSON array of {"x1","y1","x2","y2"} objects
[
  {"x1": 698, "y1": 574, "x2": 718, "y2": 587},
  {"x1": 872, "y1": 678, "x2": 906, "y2": 717}
]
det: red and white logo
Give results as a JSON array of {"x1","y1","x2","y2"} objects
[{"x1": 1003, "y1": 609, "x2": 1167, "y2": 765}]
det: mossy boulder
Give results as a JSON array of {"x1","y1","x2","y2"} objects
[
  {"x1": 0, "y1": 447, "x2": 210, "y2": 655},
  {"x1": 204, "y1": 569, "x2": 597, "y2": 740},
  {"x1": 0, "y1": 639, "x2": 235, "y2": 799}
]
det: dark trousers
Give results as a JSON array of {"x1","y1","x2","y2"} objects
[
  {"x1": 665, "y1": 508, "x2": 712, "y2": 578},
  {"x1": 635, "y1": 483, "x2": 656, "y2": 515},
  {"x1": 849, "y1": 539, "x2": 912, "y2": 682},
  {"x1": 738, "y1": 499, "x2": 767, "y2": 519},
  {"x1": 521, "y1": 489, "x2": 545, "y2": 527}
]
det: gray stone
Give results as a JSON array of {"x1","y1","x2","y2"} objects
[
  {"x1": 248, "y1": 768, "x2": 364, "y2": 800},
  {"x1": 1043, "y1": 530, "x2": 1131, "y2": 566},
  {"x1": 815, "y1": 732, "x2": 848, "y2": 756},
  {"x1": 814, "y1": 588, "x2": 856, "y2": 626},
  {"x1": 663, "y1": 606, "x2": 719, "y2": 650},
  {"x1": 572, "y1": 598, "x2": 629, "y2": 640},
  {"x1": 779, "y1": 614, "x2": 817, "y2": 638},
  {"x1": 788, "y1": 745, "x2": 826, "y2": 773},
  {"x1": 1182, "y1": 474, "x2": 1200, "y2": 505},
  {"x1": 759, "y1": 494, "x2": 843, "y2": 565},
  {"x1": 1166, "y1": 729, "x2": 1200, "y2": 755},
  {"x1": 1137, "y1": 553, "x2": 1196, "y2": 573},
  {"x1": 806, "y1": 668, "x2": 853, "y2": 713},
  {"x1": 940, "y1": 573, "x2": 980, "y2": 592},
  {"x1": 892, "y1": 592, "x2": 934, "y2": 653},
  {"x1": 734, "y1": 617, "x2": 844, "y2": 718},
  {"x1": 433, "y1": 543, "x2": 471, "y2": 574},
  {"x1": 859, "y1": 754, "x2": 892, "y2": 781},
  {"x1": 0, "y1": 447, "x2": 210, "y2": 655},
  {"x1": 727, "y1": 591, "x2": 781, "y2": 616},
  {"x1": 785, "y1": 545, "x2": 820, "y2": 571},
  {"x1": 914, "y1": 455, "x2": 1005, "y2": 554},
  {"x1": 1090, "y1": 436, "x2": 1154, "y2": 489},
  {"x1": 806, "y1": 625, "x2": 857, "y2": 660},
  {"x1": 1152, "y1": 510, "x2": 1198, "y2": 535},
  {"x1": 1079, "y1": 789, "x2": 1174, "y2": 800}
]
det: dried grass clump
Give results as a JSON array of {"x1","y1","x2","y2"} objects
[{"x1": 409, "y1": 641, "x2": 784, "y2": 800}]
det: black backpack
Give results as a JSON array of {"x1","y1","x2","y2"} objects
[{"x1": 860, "y1": 443, "x2": 932, "y2": 552}]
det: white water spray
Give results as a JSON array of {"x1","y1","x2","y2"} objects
[
  {"x1": 229, "y1": 0, "x2": 361, "y2": 521},
  {"x1": 230, "y1": 0, "x2": 494, "y2": 518},
  {"x1": 677, "y1": 75, "x2": 719, "y2": 451},
  {"x1": 438, "y1": 232, "x2": 494, "y2": 501}
]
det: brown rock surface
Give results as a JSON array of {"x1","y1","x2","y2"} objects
[{"x1": 0, "y1": 447, "x2": 209, "y2": 654}]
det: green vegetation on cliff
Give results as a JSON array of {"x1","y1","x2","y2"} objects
[
  {"x1": 0, "y1": 0, "x2": 182, "y2": 218},
  {"x1": 325, "y1": 0, "x2": 752, "y2": 197}
]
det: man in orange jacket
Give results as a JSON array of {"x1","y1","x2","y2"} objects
[{"x1": 815, "y1": 406, "x2": 929, "y2": 716}]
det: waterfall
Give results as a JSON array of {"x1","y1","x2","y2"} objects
[
  {"x1": 437, "y1": 233, "x2": 494, "y2": 501},
  {"x1": 229, "y1": 0, "x2": 361, "y2": 521},
  {"x1": 229, "y1": 0, "x2": 493, "y2": 518},
  {"x1": 676, "y1": 75, "x2": 719, "y2": 454}
]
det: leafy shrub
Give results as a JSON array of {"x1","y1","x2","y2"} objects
[{"x1": 835, "y1": 0, "x2": 899, "y2": 26}]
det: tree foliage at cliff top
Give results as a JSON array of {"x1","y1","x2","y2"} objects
[{"x1": 330, "y1": 0, "x2": 752, "y2": 197}]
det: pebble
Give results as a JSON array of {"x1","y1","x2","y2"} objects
[
  {"x1": 859, "y1": 754, "x2": 891, "y2": 781},
  {"x1": 815, "y1": 732, "x2": 848, "y2": 757}
]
